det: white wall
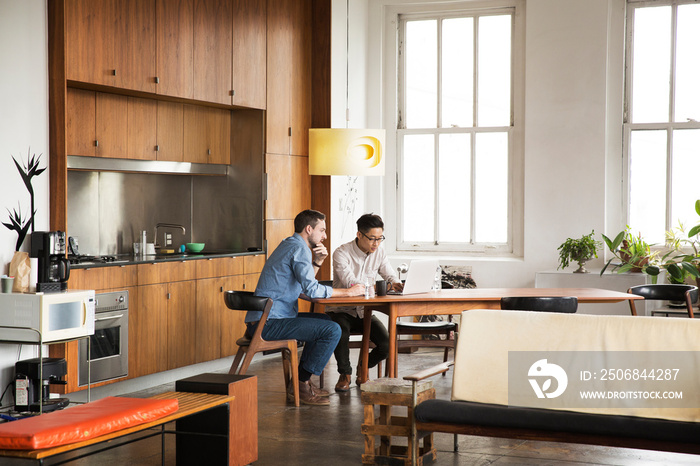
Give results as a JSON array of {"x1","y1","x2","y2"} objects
[
  {"x1": 0, "y1": 0, "x2": 49, "y2": 393},
  {"x1": 339, "y1": 0, "x2": 627, "y2": 287}
]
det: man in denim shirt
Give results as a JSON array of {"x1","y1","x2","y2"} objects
[{"x1": 246, "y1": 210, "x2": 364, "y2": 405}]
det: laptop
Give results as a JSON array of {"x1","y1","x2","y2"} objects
[{"x1": 388, "y1": 259, "x2": 440, "y2": 295}]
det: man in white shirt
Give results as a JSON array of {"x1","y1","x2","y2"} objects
[{"x1": 328, "y1": 214, "x2": 403, "y2": 391}]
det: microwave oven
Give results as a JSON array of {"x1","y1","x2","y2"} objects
[{"x1": 0, "y1": 290, "x2": 95, "y2": 343}]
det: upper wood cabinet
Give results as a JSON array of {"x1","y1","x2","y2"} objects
[
  {"x1": 66, "y1": 0, "x2": 156, "y2": 92},
  {"x1": 232, "y1": 0, "x2": 266, "y2": 109},
  {"x1": 127, "y1": 97, "x2": 158, "y2": 160},
  {"x1": 183, "y1": 104, "x2": 231, "y2": 164},
  {"x1": 266, "y1": 0, "x2": 311, "y2": 156},
  {"x1": 156, "y1": 100, "x2": 185, "y2": 162},
  {"x1": 193, "y1": 0, "x2": 233, "y2": 105},
  {"x1": 156, "y1": 0, "x2": 195, "y2": 99}
]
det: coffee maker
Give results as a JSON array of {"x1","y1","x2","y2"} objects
[{"x1": 30, "y1": 231, "x2": 71, "y2": 292}]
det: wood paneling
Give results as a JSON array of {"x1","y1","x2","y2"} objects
[
  {"x1": 132, "y1": 283, "x2": 167, "y2": 377},
  {"x1": 193, "y1": 0, "x2": 232, "y2": 104},
  {"x1": 127, "y1": 97, "x2": 157, "y2": 160},
  {"x1": 156, "y1": 0, "x2": 194, "y2": 99},
  {"x1": 265, "y1": 0, "x2": 292, "y2": 155},
  {"x1": 66, "y1": 0, "x2": 118, "y2": 87},
  {"x1": 167, "y1": 280, "x2": 197, "y2": 369},
  {"x1": 232, "y1": 0, "x2": 266, "y2": 109},
  {"x1": 121, "y1": 0, "x2": 157, "y2": 92},
  {"x1": 244, "y1": 254, "x2": 265, "y2": 274},
  {"x1": 66, "y1": 88, "x2": 96, "y2": 156},
  {"x1": 265, "y1": 154, "x2": 311, "y2": 220},
  {"x1": 183, "y1": 105, "x2": 231, "y2": 164},
  {"x1": 195, "y1": 276, "x2": 225, "y2": 362},
  {"x1": 49, "y1": 0, "x2": 68, "y2": 232},
  {"x1": 96, "y1": 92, "x2": 128, "y2": 158},
  {"x1": 156, "y1": 100, "x2": 184, "y2": 161},
  {"x1": 265, "y1": 219, "x2": 294, "y2": 258},
  {"x1": 196, "y1": 256, "x2": 245, "y2": 279},
  {"x1": 290, "y1": 0, "x2": 311, "y2": 156}
]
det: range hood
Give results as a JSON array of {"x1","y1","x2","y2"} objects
[{"x1": 67, "y1": 156, "x2": 228, "y2": 176}]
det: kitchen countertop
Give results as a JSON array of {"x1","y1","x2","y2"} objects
[{"x1": 70, "y1": 250, "x2": 264, "y2": 269}]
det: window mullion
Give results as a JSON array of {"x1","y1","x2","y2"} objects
[
  {"x1": 435, "y1": 133, "x2": 440, "y2": 244},
  {"x1": 666, "y1": 4, "x2": 677, "y2": 232},
  {"x1": 473, "y1": 16, "x2": 479, "y2": 127}
]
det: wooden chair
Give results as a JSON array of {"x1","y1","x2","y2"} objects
[
  {"x1": 500, "y1": 296, "x2": 578, "y2": 313},
  {"x1": 307, "y1": 281, "x2": 383, "y2": 388},
  {"x1": 224, "y1": 290, "x2": 300, "y2": 407},
  {"x1": 626, "y1": 284, "x2": 698, "y2": 318}
]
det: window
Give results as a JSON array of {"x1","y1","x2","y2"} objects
[
  {"x1": 625, "y1": 1, "x2": 700, "y2": 244},
  {"x1": 395, "y1": 4, "x2": 521, "y2": 253}
]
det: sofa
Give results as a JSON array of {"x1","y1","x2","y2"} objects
[{"x1": 405, "y1": 309, "x2": 700, "y2": 465}]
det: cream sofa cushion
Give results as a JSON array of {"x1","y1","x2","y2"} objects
[{"x1": 452, "y1": 309, "x2": 700, "y2": 422}]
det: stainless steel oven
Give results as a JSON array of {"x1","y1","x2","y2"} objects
[{"x1": 78, "y1": 290, "x2": 128, "y2": 386}]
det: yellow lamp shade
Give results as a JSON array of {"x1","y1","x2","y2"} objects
[{"x1": 308, "y1": 128, "x2": 385, "y2": 176}]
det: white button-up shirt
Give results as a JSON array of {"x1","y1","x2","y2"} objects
[{"x1": 328, "y1": 239, "x2": 400, "y2": 318}]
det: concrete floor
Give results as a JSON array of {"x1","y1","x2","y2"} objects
[{"x1": 61, "y1": 348, "x2": 699, "y2": 465}]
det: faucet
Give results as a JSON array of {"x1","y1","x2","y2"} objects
[{"x1": 154, "y1": 223, "x2": 186, "y2": 249}]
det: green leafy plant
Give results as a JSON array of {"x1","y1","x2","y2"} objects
[
  {"x1": 557, "y1": 230, "x2": 601, "y2": 273},
  {"x1": 601, "y1": 213, "x2": 700, "y2": 284}
]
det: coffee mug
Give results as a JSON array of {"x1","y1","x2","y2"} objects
[
  {"x1": 376, "y1": 280, "x2": 387, "y2": 296},
  {"x1": 1, "y1": 276, "x2": 14, "y2": 294}
]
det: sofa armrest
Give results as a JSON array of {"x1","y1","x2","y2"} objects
[{"x1": 404, "y1": 361, "x2": 454, "y2": 383}]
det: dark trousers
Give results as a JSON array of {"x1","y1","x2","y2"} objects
[{"x1": 328, "y1": 312, "x2": 389, "y2": 376}]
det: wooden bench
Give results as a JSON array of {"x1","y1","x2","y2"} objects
[
  {"x1": 404, "y1": 310, "x2": 700, "y2": 466},
  {"x1": 0, "y1": 391, "x2": 235, "y2": 464}
]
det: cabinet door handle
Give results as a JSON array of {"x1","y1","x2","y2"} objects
[
  {"x1": 230, "y1": 89, "x2": 235, "y2": 96},
  {"x1": 220, "y1": 286, "x2": 223, "y2": 292},
  {"x1": 207, "y1": 149, "x2": 211, "y2": 155},
  {"x1": 155, "y1": 76, "x2": 159, "y2": 84},
  {"x1": 243, "y1": 283, "x2": 246, "y2": 290},
  {"x1": 95, "y1": 140, "x2": 99, "y2": 148},
  {"x1": 288, "y1": 127, "x2": 292, "y2": 137},
  {"x1": 167, "y1": 292, "x2": 171, "y2": 299},
  {"x1": 112, "y1": 69, "x2": 117, "y2": 76},
  {"x1": 155, "y1": 144, "x2": 159, "y2": 151}
]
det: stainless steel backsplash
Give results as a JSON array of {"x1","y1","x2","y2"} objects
[{"x1": 67, "y1": 113, "x2": 264, "y2": 256}]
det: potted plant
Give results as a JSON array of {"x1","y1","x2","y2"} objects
[{"x1": 557, "y1": 230, "x2": 601, "y2": 273}]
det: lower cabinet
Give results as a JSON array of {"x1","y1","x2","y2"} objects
[{"x1": 135, "y1": 280, "x2": 196, "y2": 376}]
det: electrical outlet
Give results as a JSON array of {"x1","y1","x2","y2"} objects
[{"x1": 165, "y1": 233, "x2": 172, "y2": 247}]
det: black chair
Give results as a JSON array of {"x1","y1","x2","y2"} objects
[
  {"x1": 393, "y1": 281, "x2": 458, "y2": 376},
  {"x1": 225, "y1": 290, "x2": 300, "y2": 407},
  {"x1": 500, "y1": 296, "x2": 578, "y2": 313},
  {"x1": 626, "y1": 284, "x2": 698, "y2": 318},
  {"x1": 307, "y1": 281, "x2": 383, "y2": 388}
]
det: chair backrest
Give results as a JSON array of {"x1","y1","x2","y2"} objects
[
  {"x1": 627, "y1": 284, "x2": 699, "y2": 303},
  {"x1": 224, "y1": 290, "x2": 272, "y2": 313},
  {"x1": 500, "y1": 296, "x2": 578, "y2": 313}
]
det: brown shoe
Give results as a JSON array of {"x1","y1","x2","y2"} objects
[
  {"x1": 309, "y1": 380, "x2": 330, "y2": 397},
  {"x1": 296, "y1": 381, "x2": 330, "y2": 406},
  {"x1": 335, "y1": 374, "x2": 351, "y2": 392}
]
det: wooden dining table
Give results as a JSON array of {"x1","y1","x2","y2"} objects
[{"x1": 313, "y1": 287, "x2": 644, "y2": 383}]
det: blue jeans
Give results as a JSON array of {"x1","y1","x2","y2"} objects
[{"x1": 248, "y1": 313, "x2": 341, "y2": 376}]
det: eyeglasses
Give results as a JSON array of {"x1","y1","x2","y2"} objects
[{"x1": 361, "y1": 232, "x2": 386, "y2": 243}]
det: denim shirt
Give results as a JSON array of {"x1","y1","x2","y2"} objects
[{"x1": 246, "y1": 233, "x2": 332, "y2": 322}]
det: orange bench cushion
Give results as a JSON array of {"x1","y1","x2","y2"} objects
[{"x1": 0, "y1": 396, "x2": 178, "y2": 450}]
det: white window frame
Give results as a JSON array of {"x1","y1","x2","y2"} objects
[
  {"x1": 624, "y1": 0, "x2": 700, "y2": 238},
  {"x1": 383, "y1": 0, "x2": 524, "y2": 256}
]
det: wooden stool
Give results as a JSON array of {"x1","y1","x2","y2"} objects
[{"x1": 360, "y1": 378, "x2": 436, "y2": 465}]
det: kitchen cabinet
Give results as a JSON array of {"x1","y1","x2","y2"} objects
[
  {"x1": 96, "y1": 93, "x2": 128, "y2": 158},
  {"x1": 156, "y1": 100, "x2": 185, "y2": 162},
  {"x1": 66, "y1": 88, "x2": 96, "y2": 157},
  {"x1": 193, "y1": 0, "x2": 233, "y2": 105},
  {"x1": 127, "y1": 97, "x2": 157, "y2": 160},
  {"x1": 266, "y1": 0, "x2": 311, "y2": 156},
  {"x1": 232, "y1": 0, "x2": 266, "y2": 109},
  {"x1": 66, "y1": 0, "x2": 156, "y2": 93},
  {"x1": 183, "y1": 104, "x2": 231, "y2": 164},
  {"x1": 156, "y1": 0, "x2": 194, "y2": 99}
]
